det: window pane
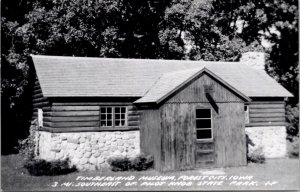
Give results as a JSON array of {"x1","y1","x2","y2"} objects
[
  {"x1": 115, "y1": 120, "x2": 120, "y2": 126},
  {"x1": 107, "y1": 120, "x2": 112, "y2": 126},
  {"x1": 107, "y1": 107, "x2": 112, "y2": 113},
  {"x1": 115, "y1": 114, "x2": 120, "y2": 119},
  {"x1": 107, "y1": 114, "x2": 112, "y2": 120},
  {"x1": 121, "y1": 114, "x2": 125, "y2": 119},
  {"x1": 196, "y1": 119, "x2": 211, "y2": 128},
  {"x1": 115, "y1": 107, "x2": 120, "y2": 113},
  {"x1": 121, "y1": 107, "x2": 126, "y2": 113},
  {"x1": 121, "y1": 120, "x2": 125, "y2": 126},
  {"x1": 101, "y1": 107, "x2": 106, "y2": 113},
  {"x1": 100, "y1": 121, "x2": 106, "y2": 126},
  {"x1": 197, "y1": 130, "x2": 212, "y2": 139},
  {"x1": 196, "y1": 109, "x2": 211, "y2": 118},
  {"x1": 100, "y1": 114, "x2": 106, "y2": 120}
]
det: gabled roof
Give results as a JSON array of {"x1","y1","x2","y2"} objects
[
  {"x1": 134, "y1": 67, "x2": 251, "y2": 104},
  {"x1": 31, "y1": 55, "x2": 293, "y2": 98}
]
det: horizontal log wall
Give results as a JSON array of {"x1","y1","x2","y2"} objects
[
  {"x1": 42, "y1": 102, "x2": 141, "y2": 132},
  {"x1": 247, "y1": 101, "x2": 286, "y2": 127},
  {"x1": 32, "y1": 79, "x2": 51, "y2": 122}
]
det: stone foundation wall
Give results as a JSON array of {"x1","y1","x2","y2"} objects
[
  {"x1": 37, "y1": 131, "x2": 140, "y2": 170},
  {"x1": 245, "y1": 126, "x2": 287, "y2": 158}
]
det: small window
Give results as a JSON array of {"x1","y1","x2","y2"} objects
[
  {"x1": 195, "y1": 109, "x2": 212, "y2": 140},
  {"x1": 38, "y1": 108, "x2": 43, "y2": 127},
  {"x1": 244, "y1": 105, "x2": 249, "y2": 124},
  {"x1": 100, "y1": 106, "x2": 127, "y2": 127}
]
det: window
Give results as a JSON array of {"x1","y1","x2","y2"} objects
[
  {"x1": 100, "y1": 107, "x2": 113, "y2": 127},
  {"x1": 38, "y1": 108, "x2": 43, "y2": 128},
  {"x1": 195, "y1": 109, "x2": 212, "y2": 140},
  {"x1": 244, "y1": 105, "x2": 249, "y2": 124},
  {"x1": 114, "y1": 107, "x2": 127, "y2": 127},
  {"x1": 100, "y1": 106, "x2": 127, "y2": 127}
]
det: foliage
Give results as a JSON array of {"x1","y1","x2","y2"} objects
[
  {"x1": 15, "y1": 120, "x2": 38, "y2": 161},
  {"x1": 24, "y1": 158, "x2": 77, "y2": 176},
  {"x1": 107, "y1": 153, "x2": 154, "y2": 171},
  {"x1": 1, "y1": 0, "x2": 298, "y2": 153},
  {"x1": 107, "y1": 156, "x2": 131, "y2": 171},
  {"x1": 211, "y1": 0, "x2": 298, "y2": 104},
  {"x1": 160, "y1": 0, "x2": 259, "y2": 61},
  {"x1": 287, "y1": 136, "x2": 299, "y2": 158},
  {"x1": 286, "y1": 103, "x2": 299, "y2": 140},
  {"x1": 130, "y1": 153, "x2": 154, "y2": 171},
  {"x1": 247, "y1": 147, "x2": 266, "y2": 164}
]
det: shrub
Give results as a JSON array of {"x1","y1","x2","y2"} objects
[
  {"x1": 107, "y1": 156, "x2": 131, "y2": 171},
  {"x1": 16, "y1": 120, "x2": 38, "y2": 161},
  {"x1": 108, "y1": 153, "x2": 154, "y2": 171},
  {"x1": 247, "y1": 147, "x2": 266, "y2": 164},
  {"x1": 24, "y1": 158, "x2": 77, "y2": 176},
  {"x1": 286, "y1": 104, "x2": 299, "y2": 141},
  {"x1": 287, "y1": 136, "x2": 299, "y2": 158},
  {"x1": 130, "y1": 153, "x2": 154, "y2": 171}
]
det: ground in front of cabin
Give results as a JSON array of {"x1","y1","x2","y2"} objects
[{"x1": 1, "y1": 154, "x2": 299, "y2": 191}]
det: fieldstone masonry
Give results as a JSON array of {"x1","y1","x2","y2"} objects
[
  {"x1": 245, "y1": 126, "x2": 287, "y2": 158},
  {"x1": 35, "y1": 125, "x2": 287, "y2": 171},
  {"x1": 37, "y1": 131, "x2": 140, "y2": 170}
]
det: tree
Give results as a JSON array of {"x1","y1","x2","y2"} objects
[
  {"x1": 2, "y1": 0, "x2": 176, "y2": 153},
  {"x1": 211, "y1": 0, "x2": 299, "y2": 138},
  {"x1": 1, "y1": 0, "x2": 298, "y2": 153},
  {"x1": 159, "y1": 0, "x2": 256, "y2": 61},
  {"x1": 211, "y1": 0, "x2": 298, "y2": 104}
]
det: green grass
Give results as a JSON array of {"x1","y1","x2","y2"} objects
[{"x1": 1, "y1": 154, "x2": 299, "y2": 191}]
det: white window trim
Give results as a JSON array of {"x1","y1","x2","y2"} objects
[
  {"x1": 38, "y1": 108, "x2": 43, "y2": 128},
  {"x1": 100, "y1": 106, "x2": 128, "y2": 128},
  {"x1": 195, "y1": 108, "x2": 213, "y2": 141},
  {"x1": 245, "y1": 105, "x2": 250, "y2": 124}
]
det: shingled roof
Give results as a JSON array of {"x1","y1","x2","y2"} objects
[
  {"x1": 31, "y1": 55, "x2": 293, "y2": 98},
  {"x1": 134, "y1": 67, "x2": 251, "y2": 104}
]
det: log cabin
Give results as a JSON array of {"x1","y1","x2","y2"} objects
[{"x1": 30, "y1": 53, "x2": 293, "y2": 171}]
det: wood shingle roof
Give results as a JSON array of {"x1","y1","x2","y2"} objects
[
  {"x1": 31, "y1": 55, "x2": 293, "y2": 99},
  {"x1": 134, "y1": 67, "x2": 251, "y2": 104}
]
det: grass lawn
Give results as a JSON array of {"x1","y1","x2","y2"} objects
[{"x1": 1, "y1": 154, "x2": 299, "y2": 191}]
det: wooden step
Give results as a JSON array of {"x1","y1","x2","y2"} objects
[{"x1": 197, "y1": 149, "x2": 214, "y2": 154}]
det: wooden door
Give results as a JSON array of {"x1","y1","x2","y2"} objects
[{"x1": 194, "y1": 108, "x2": 215, "y2": 168}]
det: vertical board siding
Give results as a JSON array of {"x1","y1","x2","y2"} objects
[
  {"x1": 139, "y1": 110, "x2": 161, "y2": 170},
  {"x1": 167, "y1": 73, "x2": 243, "y2": 103},
  {"x1": 214, "y1": 103, "x2": 246, "y2": 167},
  {"x1": 159, "y1": 102, "x2": 246, "y2": 171},
  {"x1": 152, "y1": 72, "x2": 247, "y2": 171},
  {"x1": 247, "y1": 101, "x2": 286, "y2": 127}
]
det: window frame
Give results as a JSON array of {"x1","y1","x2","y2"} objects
[
  {"x1": 99, "y1": 106, "x2": 128, "y2": 128},
  {"x1": 195, "y1": 108, "x2": 213, "y2": 141}
]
